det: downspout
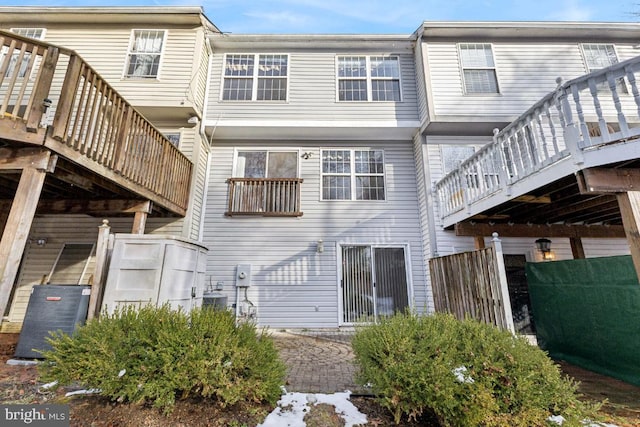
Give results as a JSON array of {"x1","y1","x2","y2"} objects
[{"x1": 197, "y1": 35, "x2": 215, "y2": 242}]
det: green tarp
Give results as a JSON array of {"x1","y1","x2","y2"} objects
[{"x1": 526, "y1": 255, "x2": 640, "y2": 386}]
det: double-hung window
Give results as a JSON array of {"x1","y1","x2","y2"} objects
[
  {"x1": 5, "y1": 28, "x2": 45, "y2": 78},
  {"x1": 222, "y1": 54, "x2": 288, "y2": 101},
  {"x1": 321, "y1": 149, "x2": 385, "y2": 200},
  {"x1": 337, "y1": 56, "x2": 401, "y2": 101},
  {"x1": 581, "y1": 43, "x2": 626, "y2": 93},
  {"x1": 124, "y1": 30, "x2": 166, "y2": 78},
  {"x1": 459, "y1": 43, "x2": 499, "y2": 94}
]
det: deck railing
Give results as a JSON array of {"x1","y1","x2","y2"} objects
[
  {"x1": 225, "y1": 178, "x2": 303, "y2": 217},
  {"x1": 0, "y1": 31, "x2": 192, "y2": 215},
  {"x1": 435, "y1": 55, "x2": 640, "y2": 221}
]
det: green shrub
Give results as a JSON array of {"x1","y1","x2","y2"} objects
[
  {"x1": 39, "y1": 304, "x2": 285, "y2": 414},
  {"x1": 351, "y1": 312, "x2": 598, "y2": 426}
]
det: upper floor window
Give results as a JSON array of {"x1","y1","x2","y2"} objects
[
  {"x1": 337, "y1": 56, "x2": 401, "y2": 101},
  {"x1": 321, "y1": 149, "x2": 385, "y2": 200},
  {"x1": 222, "y1": 54, "x2": 289, "y2": 101},
  {"x1": 5, "y1": 28, "x2": 45, "y2": 78},
  {"x1": 124, "y1": 30, "x2": 166, "y2": 79},
  {"x1": 581, "y1": 43, "x2": 626, "y2": 93},
  {"x1": 459, "y1": 43, "x2": 499, "y2": 94}
]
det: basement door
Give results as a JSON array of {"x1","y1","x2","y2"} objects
[{"x1": 340, "y1": 245, "x2": 410, "y2": 324}]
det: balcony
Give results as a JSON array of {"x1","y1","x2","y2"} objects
[
  {"x1": 434, "y1": 55, "x2": 640, "y2": 229},
  {"x1": 0, "y1": 30, "x2": 192, "y2": 216},
  {"x1": 225, "y1": 178, "x2": 303, "y2": 217}
]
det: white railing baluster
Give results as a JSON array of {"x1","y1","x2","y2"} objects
[
  {"x1": 608, "y1": 72, "x2": 630, "y2": 137},
  {"x1": 626, "y1": 66, "x2": 640, "y2": 119},
  {"x1": 571, "y1": 84, "x2": 591, "y2": 148}
]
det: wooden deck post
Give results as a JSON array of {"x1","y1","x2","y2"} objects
[
  {"x1": 617, "y1": 191, "x2": 640, "y2": 283},
  {"x1": 474, "y1": 236, "x2": 486, "y2": 250},
  {"x1": 491, "y1": 233, "x2": 515, "y2": 333},
  {"x1": 570, "y1": 237, "x2": 586, "y2": 259},
  {"x1": 87, "y1": 219, "x2": 111, "y2": 320},
  {"x1": 131, "y1": 201, "x2": 152, "y2": 235},
  {"x1": 0, "y1": 156, "x2": 52, "y2": 317}
]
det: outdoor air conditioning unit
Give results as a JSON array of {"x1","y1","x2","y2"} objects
[{"x1": 14, "y1": 285, "x2": 91, "y2": 359}]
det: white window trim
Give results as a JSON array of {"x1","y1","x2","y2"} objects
[
  {"x1": 220, "y1": 53, "x2": 290, "y2": 102},
  {"x1": 335, "y1": 55, "x2": 402, "y2": 102},
  {"x1": 9, "y1": 28, "x2": 46, "y2": 40},
  {"x1": 580, "y1": 43, "x2": 621, "y2": 73},
  {"x1": 579, "y1": 43, "x2": 627, "y2": 94},
  {"x1": 122, "y1": 29, "x2": 167, "y2": 80},
  {"x1": 458, "y1": 43, "x2": 500, "y2": 95},
  {"x1": 162, "y1": 132, "x2": 181, "y2": 149},
  {"x1": 320, "y1": 148, "x2": 387, "y2": 201},
  {"x1": 231, "y1": 148, "x2": 301, "y2": 178}
]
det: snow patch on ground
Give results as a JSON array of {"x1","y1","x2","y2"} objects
[
  {"x1": 257, "y1": 390, "x2": 367, "y2": 427},
  {"x1": 548, "y1": 415, "x2": 619, "y2": 427}
]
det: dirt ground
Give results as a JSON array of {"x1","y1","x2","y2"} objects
[{"x1": 0, "y1": 333, "x2": 638, "y2": 427}]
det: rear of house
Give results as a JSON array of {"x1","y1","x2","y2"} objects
[{"x1": 201, "y1": 34, "x2": 428, "y2": 328}]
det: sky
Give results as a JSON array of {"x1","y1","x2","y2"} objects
[{"x1": 0, "y1": 0, "x2": 637, "y2": 34}]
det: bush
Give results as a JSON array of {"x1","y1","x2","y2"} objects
[
  {"x1": 39, "y1": 304, "x2": 286, "y2": 414},
  {"x1": 351, "y1": 312, "x2": 598, "y2": 426}
]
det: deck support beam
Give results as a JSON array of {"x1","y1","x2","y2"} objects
[
  {"x1": 570, "y1": 237, "x2": 586, "y2": 259},
  {"x1": 617, "y1": 191, "x2": 640, "y2": 283},
  {"x1": 0, "y1": 149, "x2": 54, "y2": 318}
]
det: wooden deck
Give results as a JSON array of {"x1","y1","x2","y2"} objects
[
  {"x1": 435, "y1": 55, "x2": 640, "y2": 230},
  {"x1": 0, "y1": 30, "x2": 192, "y2": 216}
]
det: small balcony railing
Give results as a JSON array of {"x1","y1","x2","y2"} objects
[
  {"x1": 225, "y1": 178, "x2": 303, "y2": 217},
  {"x1": 434, "y1": 54, "x2": 640, "y2": 224}
]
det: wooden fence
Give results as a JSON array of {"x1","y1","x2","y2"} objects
[{"x1": 429, "y1": 235, "x2": 514, "y2": 332}]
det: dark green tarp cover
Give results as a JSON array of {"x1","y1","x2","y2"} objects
[{"x1": 526, "y1": 255, "x2": 640, "y2": 386}]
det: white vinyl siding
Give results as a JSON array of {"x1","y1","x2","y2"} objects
[
  {"x1": 459, "y1": 43, "x2": 499, "y2": 94},
  {"x1": 425, "y1": 41, "x2": 640, "y2": 118},
  {"x1": 222, "y1": 54, "x2": 288, "y2": 101},
  {"x1": 123, "y1": 30, "x2": 166, "y2": 79},
  {"x1": 207, "y1": 50, "x2": 418, "y2": 124},
  {"x1": 14, "y1": 26, "x2": 206, "y2": 109},
  {"x1": 337, "y1": 56, "x2": 401, "y2": 102},
  {"x1": 202, "y1": 140, "x2": 426, "y2": 328}
]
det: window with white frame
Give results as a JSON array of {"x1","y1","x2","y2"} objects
[
  {"x1": 163, "y1": 133, "x2": 180, "y2": 147},
  {"x1": 459, "y1": 43, "x2": 499, "y2": 94},
  {"x1": 321, "y1": 149, "x2": 385, "y2": 200},
  {"x1": 441, "y1": 144, "x2": 501, "y2": 188},
  {"x1": 581, "y1": 43, "x2": 626, "y2": 93},
  {"x1": 337, "y1": 56, "x2": 401, "y2": 102},
  {"x1": 222, "y1": 54, "x2": 288, "y2": 101},
  {"x1": 234, "y1": 150, "x2": 298, "y2": 178},
  {"x1": 5, "y1": 28, "x2": 45, "y2": 78},
  {"x1": 124, "y1": 30, "x2": 166, "y2": 78}
]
